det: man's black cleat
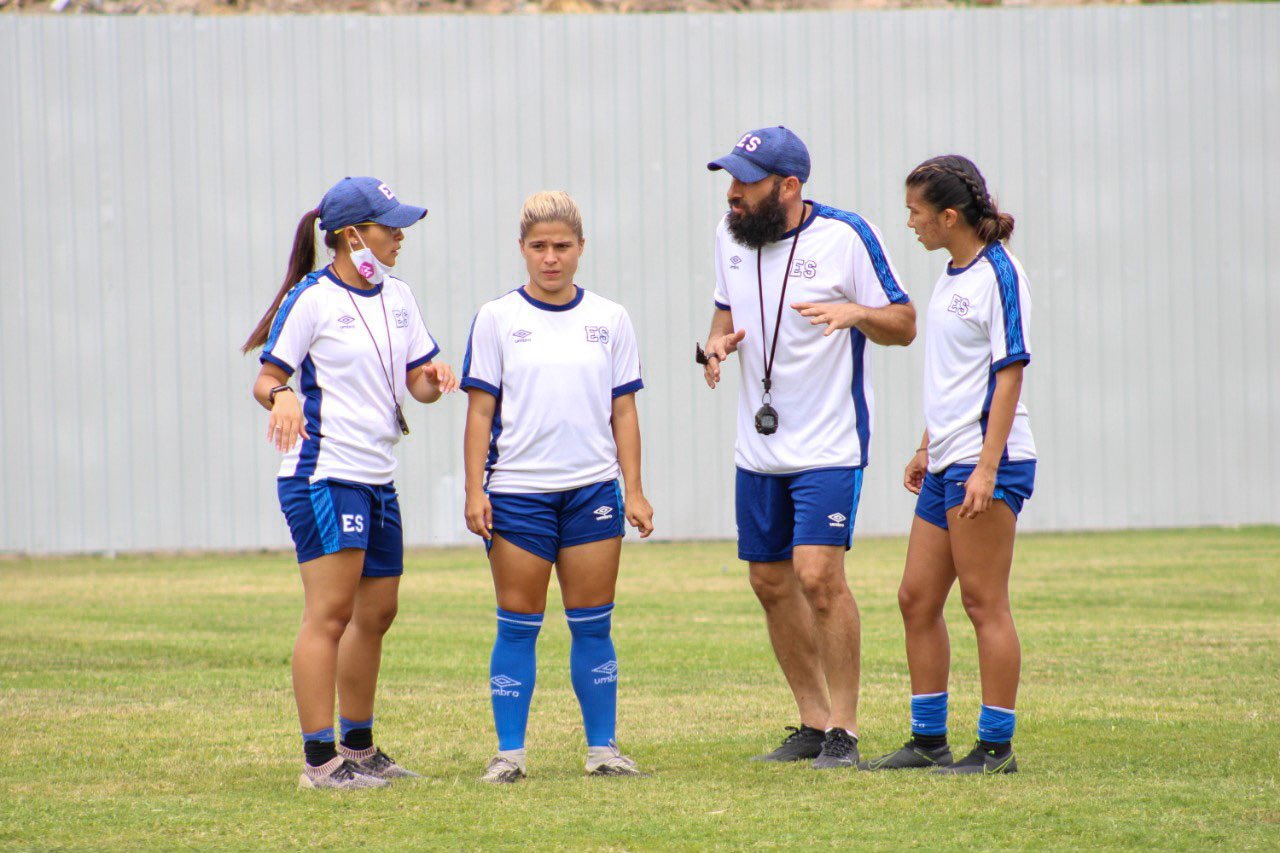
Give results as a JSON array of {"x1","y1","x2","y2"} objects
[
  {"x1": 857, "y1": 740, "x2": 953, "y2": 771},
  {"x1": 934, "y1": 741, "x2": 1017, "y2": 775},
  {"x1": 811, "y1": 728, "x2": 859, "y2": 769},
  {"x1": 752, "y1": 725, "x2": 826, "y2": 762}
]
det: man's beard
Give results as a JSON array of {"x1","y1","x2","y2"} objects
[{"x1": 726, "y1": 181, "x2": 789, "y2": 250}]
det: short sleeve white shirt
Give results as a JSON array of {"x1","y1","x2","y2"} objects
[
  {"x1": 713, "y1": 202, "x2": 910, "y2": 474},
  {"x1": 922, "y1": 243, "x2": 1036, "y2": 472},
  {"x1": 261, "y1": 268, "x2": 439, "y2": 484},
  {"x1": 461, "y1": 286, "x2": 644, "y2": 493}
]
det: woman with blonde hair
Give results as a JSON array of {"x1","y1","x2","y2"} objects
[{"x1": 461, "y1": 191, "x2": 654, "y2": 783}]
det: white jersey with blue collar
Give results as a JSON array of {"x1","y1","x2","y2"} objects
[
  {"x1": 461, "y1": 286, "x2": 644, "y2": 494},
  {"x1": 713, "y1": 202, "x2": 911, "y2": 474},
  {"x1": 923, "y1": 242, "x2": 1036, "y2": 473},
  {"x1": 260, "y1": 268, "x2": 439, "y2": 485}
]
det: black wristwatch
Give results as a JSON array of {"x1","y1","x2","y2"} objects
[{"x1": 268, "y1": 384, "x2": 294, "y2": 405}]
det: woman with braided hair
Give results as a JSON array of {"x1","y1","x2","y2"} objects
[{"x1": 859, "y1": 156, "x2": 1036, "y2": 775}]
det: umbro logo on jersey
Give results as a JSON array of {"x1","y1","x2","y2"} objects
[
  {"x1": 730, "y1": 255, "x2": 742, "y2": 269},
  {"x1": 393, "y1": 308, "x2": 410, "y2": 328},
  {"x1": 592, "y1": 660, "x2": 619, "y2": 684},
  {"x1": 593, "y1": 505, "x2": 614, "y2": 521},
  {"x1": 338, "y1": 314, "x2": 356, "y2": 329},
  {"x1": 490, "y1": 674, "x2": 522, "y2": 697},
  {"x1": 827, "y1": 512, "x2": 847, "y2": 528},
  {"x1": 948, "y1": 295, "x2": 971, "y2": 317},
  {"x1": 584, "y1": 326, "x2": 610, "y2": 343},
  {"x1": 513, "y1": 329, "x2": 532, "y2": 343}
]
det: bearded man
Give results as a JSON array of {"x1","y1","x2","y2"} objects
[{"x1": 701, "y1": 126, "x2": 916, "y2": 769}]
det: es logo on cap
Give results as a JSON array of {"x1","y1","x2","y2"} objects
[
  {"x1": 377, "y1": 183, "x2": 395, "y2": 200},
  {"x1": 736, "y1": 133, "x2": 762, "y2": 153}
]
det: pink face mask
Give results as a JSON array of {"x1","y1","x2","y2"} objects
[{"x1": 348, "y1": 229, "x2": 390, "y2": 285}]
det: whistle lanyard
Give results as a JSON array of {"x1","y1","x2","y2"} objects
[
  {"x1": 344, "y1": 285, "x2": 406, "y2": 434},
  {"x1": 756, "y1": 214, "x2": 805, "y2": 404}
]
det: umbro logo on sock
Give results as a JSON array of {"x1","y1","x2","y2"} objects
[
  {"x1": 490, "y1": 675, "x2": 522, "y2": 697},
  {"x1": 592, "y1": 660, "x2": 618, "y2": 685},
  {"x1": 594, "y1": 506, "x2": 614, "y2": 521}
]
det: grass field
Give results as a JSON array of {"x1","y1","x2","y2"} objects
[{"x1": 2, "y1": 527, "x2": 1278, "y2": 850}]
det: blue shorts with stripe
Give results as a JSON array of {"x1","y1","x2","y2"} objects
[
  {"x1": 277, "y1": 477, "x2": 403, "y2": 576},
  {"x1": 914, "y1": 459, "x2": 1036, "y2": 529},
  {"x1": 487, "y1": 480, "x2": 624, "y2": 563},
  {"x1": 735, "y1": 467, "x2": 864, "y2": 563}
]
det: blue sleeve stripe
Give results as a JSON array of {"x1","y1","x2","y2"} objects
[
  {"x1": 991, "y1": 353, "x2": 1031, "y2": 373},
  {"x1": 259, "y1": 352, "x2": 295, "y2": 376},
  {"x1": 815, "y1": 205, "x2": 910, "y2": 304},
  {"x1": 612, "y1": 378, "x2": 644, "y2": 398},
  {"x1": 406, "y1": 345, "x2": 440, "y2": 372},
  {"x1": 461, "y1": 377, "x2": 500, "y2": 397},
  {"x1": 987, "y1": 244, "x2": 1027, "y2": 357},
  {"x1": 263, "y1": 273, "x2": 320, "y2": 354},
  {"x1": 714, "y1": 300, "x2": 731, "y2": 311},
  {"x1": 461, "y1": 315, "x2": 479, "y2": 379}
]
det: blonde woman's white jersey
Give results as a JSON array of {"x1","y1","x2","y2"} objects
[
  {"x1": 260, "y1": 268, "x2": 439, "y2": 484},
  {"x1": 713, "y1": 202, "x2": 911, "y2": 474},
  {"x1": 461, "y1": 286, "x2": 644, "y2": 494},
  {"x1": 923, "y1": 242, "x2": 1037, "y2": 473}
]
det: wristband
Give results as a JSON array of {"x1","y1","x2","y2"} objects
[{"x1": 268, "y1": 385, "x2": 294, "y2": 405}]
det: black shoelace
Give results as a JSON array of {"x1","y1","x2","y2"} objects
[{"x1": 822, "y1": 729, "x2": 857, "y2": 758}]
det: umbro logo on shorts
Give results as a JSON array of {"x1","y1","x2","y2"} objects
[
  {"x1": 513, "y1": 329, "x2": 532, "y2": 343},
  {"x1": 592, "y1": 660, "x2": 618, "y2": 685},
  {"x1": 827, "y1": 512, "x2": 847, "y2": 528},
  {"x1": 594, "y1": 506, "x2": 614, "y2": 521}
]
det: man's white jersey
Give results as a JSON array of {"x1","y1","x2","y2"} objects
[
  {"x1": 461, "y1": 286, "x2": 644, "y2": 493},
  {"x1": 922, "y1": 242, "x2": 1036, "y2": 473},
  {"x1": 261, "y1": 268, "x2": 439, "y2": 484},
  {"x1": 713, "y1": 202, "x2": 910, "y2": 474}
]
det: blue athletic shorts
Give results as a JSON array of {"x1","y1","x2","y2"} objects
[
  {"x1": 914, "y1": 459, "x2": 1037, "y2": 530},
  {"x1": 487, "y1": 480, "x2": 625, "y2": 563},
  {"x1": 735, "y1": 467, "x2": 864, "y2": 563},
  {"x1": 277, "y1": 477, "x2": 404, "y2": 576}
]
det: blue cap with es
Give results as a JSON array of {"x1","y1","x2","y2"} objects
[
  {"x1": 317, "y1": 176, "x2": 428, "y2": 232},
  {"x1": 708, "y1": 126, "x2": 811, "y2": 184}
]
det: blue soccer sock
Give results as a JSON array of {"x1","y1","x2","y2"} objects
[
  {"x1": 339, "y1": 714, "x2": 374, "y2": 751},
  {"x1": 566, "y1": 603, "x2": 617, "y2": 748},
  {"x1": 910, "y1": 691, "x2": 949, "y2": 745},
  {"x1": 490, "y1": 608, "x2": 543, "y2": 751},
  {"x1": 302, "y1": 726, "x2": 336, "y2": 767},
  {"x1": 978, "y1": 704, "x2": 1016, "y2": 747}
]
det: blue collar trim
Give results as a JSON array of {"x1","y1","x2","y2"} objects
[
  {"x1": 324, "y1": 266, "x2": 384, "y2": 297},
  {"x1": 519, "y1": 284, "x2": 584, "y2": 311},
  {"x1": 946, "y1": 245, "x2": 992, "y2": 276},
  {"x1": 778, "y1": 200, "x2": 819, "y2": 241}
]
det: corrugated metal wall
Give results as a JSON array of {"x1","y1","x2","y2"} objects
[{"x1": 2, "y1": 6, "x2": 1277, "y2": 554}]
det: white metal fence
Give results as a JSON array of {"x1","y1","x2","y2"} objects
[{"x1": 2, "y1": 5, "x2": 1277, "y2": 554}]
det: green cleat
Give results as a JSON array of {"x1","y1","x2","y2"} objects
[
  {"x1": 934, "y1": 742, "x2": 1018, "y2": 775},
  {"x1": 857, "y1": 740, "x2": 953, "y2": 770}
]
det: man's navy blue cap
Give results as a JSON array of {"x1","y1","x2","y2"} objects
[
  {"x1": 708, "y1": 126, "x2": 811, "y2": 184},
  {"x1": 317, "y1": 177, "x2": 428, "y2": 232}
]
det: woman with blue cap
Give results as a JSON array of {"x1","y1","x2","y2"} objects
[{"x1": 243, "y1": 176, "x2": 459, "y2": 790}]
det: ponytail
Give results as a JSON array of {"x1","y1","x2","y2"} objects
[
  {"x1": 241, "y1": 208, "x2": 321, "y2": 354},
  {"x1": 906, "y1": 155, "x2": 1015, "y2": 244}
]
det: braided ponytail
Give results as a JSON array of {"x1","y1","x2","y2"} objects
[{"x1": 906, "y1": 155, "x2": 1014, "y2": 243}]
